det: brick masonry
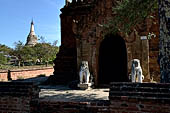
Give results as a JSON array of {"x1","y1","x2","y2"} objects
[
  {"x1": 109, "y1": 82, "x2": 170, "y2": 113},
  {"x1": 35, "y1": 82, "x2": 170, "y2": 113},
  {"x1": 0, "y1": 82, "x2": 39, "y2": 113},
  {"x1": 0, "y1": 67, "x2": 54, "y2": 81},
  {"x1": 32, "y1": 100, "x2": 110, "y2": 113},
  {"x1": 52, "y1": 0, "x2": 160, "y2": 85},
  {"x1": 0, "y1": 82, "x2": 170, "y2": 113}
]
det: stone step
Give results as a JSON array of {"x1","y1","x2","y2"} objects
[
  {"x1": 110, "y1": 82, "x2": 170, "y2": 88},
  {"x1": 0, "y1": 82, "x2": 39, "y2": 97},
  {"x1": 110, "y1": 91, "x2": 170, "y2": 98},
  {"x1": 109, "y1": 82, "x2": 170, "y2": 100},
  {"x1": 110, "y1": 87, "x2": 170, "y2": 93}
]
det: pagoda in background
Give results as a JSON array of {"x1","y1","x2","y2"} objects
[{"x1": 25, "y1": 20, "x2": 38, "y2": 46}]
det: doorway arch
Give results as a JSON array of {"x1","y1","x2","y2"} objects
[{"x1": 98, "y1": 34, "x2": 129, "y2": 85}]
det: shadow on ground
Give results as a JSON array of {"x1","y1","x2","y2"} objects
[
  {"x1": 39, "y1": 85, "x2": 109, "y2": 102},
  {"x1": 14, "y1": 76, "x2": 109, "y2": 102}
]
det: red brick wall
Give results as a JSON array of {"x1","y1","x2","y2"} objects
[
  {"x1": 0, "y1": 82, "x2": 39, "y2": 113},
  {"x1": 0, "y1": 82, "x2": 170, "y2": 113},
  {"x1": 0, "y1": 67, "x2": 54, "y2": 81},
  {"x1": 110, "y1": 98, "x2": 170, "y2": 113},
  {"x1": 109, "y1": 82, "x2": 170, "y2": 113},
  {"x1": 0, "y1": 71, "x2": 8, "y2": 81},
  {"x1": 149, "y1": 13, "x2": 160, "y2": 82},
  {"x1": 32, "y1": 100, "x2": 110, "y2": 113}
]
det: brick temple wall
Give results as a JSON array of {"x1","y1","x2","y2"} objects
[
  {"x1": 53, "y1": 0, "x2": 160, "y2": 85},
  {"x1": 0, "y1": 67, "x2": 53, "y2": 81},
  {"x1": 148, "y1": 13, "x2": 160, "y2": 82}
]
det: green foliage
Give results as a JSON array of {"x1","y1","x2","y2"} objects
[
  {"x1": 10, "y1": 40, "x2": 59, "y2": 66},
  {"x1": 0, "y1": 44, "x2": 12, "y2": 55},
  {"x1": 0, "y1": 44, "x2": 12, "y2": 65},
  {"x1": 33, "y1": 43, "x2": 59, "y2": 63},
  {"x1": 12, "y1": 41, "x2": 24, "y2": 61},
  {"x1": 105, "y1": 0, "x2": 158, "y2": 35},
  {"x1": 21, "y1": 46, "x2": 35, "y2": 62},
  {"x1": 0, "y1": 39, "x2": 59, "y2": 67},
  {"x1": 0, "y1": 53, "x2": 7, "y2": 64}
]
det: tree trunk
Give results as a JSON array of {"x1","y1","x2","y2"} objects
[{"x1": 159, "y1": 0, "x2": 170, "y2": 83}]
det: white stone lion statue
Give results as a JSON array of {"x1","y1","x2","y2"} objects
[
  {"x1": 131, "y1": 59, "x2": 144, "y2": 83},
  {"x1": 79, "y1": 61, "x2": 90, "y2": 84}
]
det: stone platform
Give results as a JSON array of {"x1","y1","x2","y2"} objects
[{"x1": 39, "y1": 85, "x2": 109, "y2": 102}]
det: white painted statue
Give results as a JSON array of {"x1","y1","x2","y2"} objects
[
  {"x1": 131, "y1": 59, "x2": 144, "y2": 83},
  {"x1": 79, "y1": 61, "x2": 90, "y2": 84}
]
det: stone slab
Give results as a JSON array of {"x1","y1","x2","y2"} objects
[{"x1": 78, "y1": 83, "x2": 92, "y2": 90}]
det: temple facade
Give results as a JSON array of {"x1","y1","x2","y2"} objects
[
  {"x1": 25, "y1": 20, "x2": 38, "y2": 46},
  {"x1": 51, "y1": 0, "x2": 160, "y2": 86}
]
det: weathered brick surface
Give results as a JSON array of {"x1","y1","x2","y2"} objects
[
  {"x1": 32, "y1": 100, "x2": 110, "y2": 113},
  {"x1": 0, "y1": 67, "x2": 53, "y2": 81},
  {"x1": 109, "y1": 82, "x2": 170, "y2": 113},
  {"x1": 148, "y1": 13, "x2": 160, "y2": 82},
  {"x1": 0, "y1": 71, "x2": 8, "y2": 81},
  {"x1": 0, "y1": 82, "x2": 170, "y2": 113},
  {"x1": 0, "y1": 82, "x2": 39, "y2": 113},
  {"x1": 53, "y1": 0, "x2": 160, "y2": 85}
]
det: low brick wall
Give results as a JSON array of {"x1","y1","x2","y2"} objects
[
  {"x1": 0, "y1": 67, "x2": 54, "y2": 81},
  {"x1": 109, "y1": 82, "x2": 170, "y2": 113},
  {"x1": 32, "y1": 100, "x2": 110, "y2": 113},
  {"x1": 0, "y1": 71, "x2": 7, "y2": 81},
  {"x1": 1, "y1": 82, "x2": 170, "y2": 113},
  {"x1": 0, "y1": 82, "x2": 39, "y2": 113}
]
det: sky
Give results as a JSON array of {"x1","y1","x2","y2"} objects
[{"x1": 0, "y1": 0, "x2": 65, "y2": 48}]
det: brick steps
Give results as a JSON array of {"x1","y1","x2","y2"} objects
[
  {"x1": 0, "y1": 82, "x2": 39, "y2": 97},
  {"x1": 109, "y1": 82, "x2": 170, "y2": 100},
  {"x1": 110, "y1": 87, "x2": 170, "y2": 93}
]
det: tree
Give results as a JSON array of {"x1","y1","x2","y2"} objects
[
  {"x1": 33, "y1": 43, "x2": 59, "y2": 65},
  {"x1": 39, "y1": 36, "x2": 47, "y2": 43},
  {"x1": 0, "y1": 53, "x2": 7, "y2": 65},
  {"x1": 20, "y1": 46, "x2": 35, "y2": 65},
  {"x1": 105, "y1": 0, "x2": 158, "y2": 35},
  {"x1": 11, "y1": 41, "x2": 35, "y2": 66},
  {"x1": 11, "y1": 41, "x2": 24, "y2": 67},
  {"x1": 0, "y1": 44, "x2": 12, "y2": 65},
  {"x1": 0, "y1": 44, "x2": 12, "y2": 55},
  {"x1": 52, "y1": 40, "x2": 58, "y2": 46},
  {"x1": 106, "y1": 0, "x2": 170, "y2": 83}
]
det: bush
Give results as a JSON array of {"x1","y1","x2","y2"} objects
[{"x1": 0, "y1": 53, "x2": 7, "y2": 65}]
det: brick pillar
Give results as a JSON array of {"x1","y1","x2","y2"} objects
[{"x1": 141, "y1": 39, "x2": 150, "y2": 81}]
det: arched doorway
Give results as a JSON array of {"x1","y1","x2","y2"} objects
[{"x1": 98, "y1": 34, "x2": 129, "y2": 85}]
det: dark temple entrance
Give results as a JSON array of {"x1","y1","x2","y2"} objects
[{"x1": 98, "y1": 34, "x2": 129, "y2": 85}]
